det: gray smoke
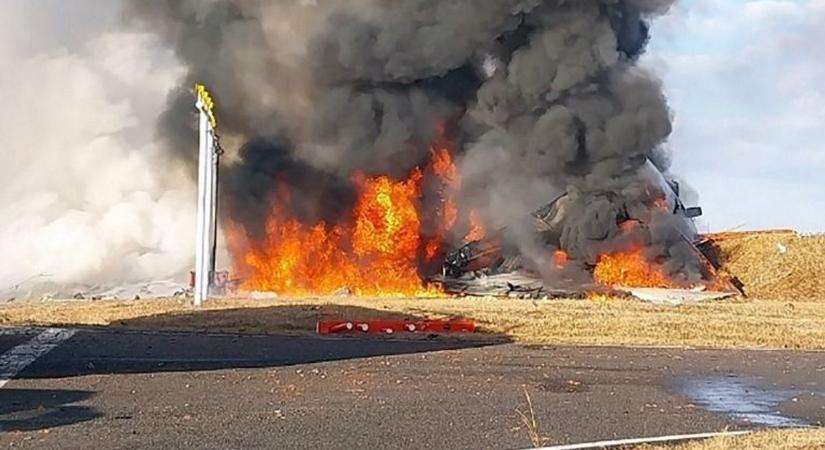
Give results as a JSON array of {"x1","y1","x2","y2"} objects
[
  {"x1": 125, "y1": 0, "x2": 706, "y2": 282},
  {"x1": 0, "y1": 0, "x2": 195, "y2": 298}
]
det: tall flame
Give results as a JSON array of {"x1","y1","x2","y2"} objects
[
  {"x1": 430, "y1": 147, "x2": 460, "y2": 203},
  {"x1": 422, "y1": 142, "x2": 486, "y2": 259},
  {"x1": 465, "y1": 210, "x2": 486, "y2": 242},
  {"x1": 425, "y1": 146, "x2": 460, "y2": 260},
  {"x1": 228, "y1": 133, "x2": 493, "y2": 297},
  {"x1": 228, "y1": 128, "x2": 496, "y2": 297},
  {"x1": 230, "y1": 167, "x2": 439, "y2": 296}
]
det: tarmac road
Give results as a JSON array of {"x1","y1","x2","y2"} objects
[{"x1": 0, "y1": 327, "x2": 823, "y2": 449}]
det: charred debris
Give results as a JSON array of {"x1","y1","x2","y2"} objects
[{"x1": 437, "y1": 159, "x2": 744, "y2": 299}]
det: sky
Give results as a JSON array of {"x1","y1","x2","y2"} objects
[{"x1": 645, "y1": 0, "x2": 825, "y2": 232}]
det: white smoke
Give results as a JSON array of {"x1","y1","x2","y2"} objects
[{"x1": 0, "y1": 1, "x2": 192, "y2": 296}]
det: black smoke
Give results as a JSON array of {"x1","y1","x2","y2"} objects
[{"x1": 124, "y1": 0, "x2": 711, "y2": 282}]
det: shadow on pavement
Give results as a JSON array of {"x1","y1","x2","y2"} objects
[
  {"x1": 19, "y1": 304, "x2": 510, "y2": 379},
  {"x1": 0, "y1": 389, "x2": 99, "y2": 432}
]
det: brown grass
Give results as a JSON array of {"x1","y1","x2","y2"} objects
[
  {"x1": 2, "y1": 295, "x2": 825, "y2": 349},
  {"x1": 711, "y1": 231, "x2": 825, "y2": 301},
  {"x1": 632, "y1": 428, "x2": 825, "y2": 450},
  {"x1": 1, "y1": 230, "x2": 822, "y2": 349},
  {"x1": 516, "y1": 388, "x2": 546, "y2": 447}
]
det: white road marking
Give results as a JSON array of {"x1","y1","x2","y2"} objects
[
  {"x1": 525, "y1": 431, "x2": 752, "y2": 450},
  {"x1": 0, "y1": 328, "x2": 76, "y2": 388}
]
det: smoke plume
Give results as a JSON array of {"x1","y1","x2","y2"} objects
[
  {"x1": 124, "y1": 0, "x2": 694, "y2": 280},
  {"x1": 2, "y1": 0, "x2": 693, "y2": 296},
  {"x1": 0, "y1": 1, "x2": 193, "y2": 297}
]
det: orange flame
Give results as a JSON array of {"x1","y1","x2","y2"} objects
[
  {"x1": 230, "y1": 128, "x2": 493, "y2": 295},
  {"x1": 592, "y1": 218, "x2": 676, "y2": 288},
  {"x1": 423, "y1": 240, "x2": 441, "y2": 261},
  {"x1": 231, "y1": 168, "x2": 440, "y2": 297},
  {"x1": 465, "y1": 210, "x2": 486, "y2": 242},
  {"x1": 431, "y1": 147, "x2": 460, "y2": 188},
  {"x1": 553, "y1": 249, "x2": 569, "y2": 270},
  {"x1": 423, "y1": 143, "x2": 486, "y2": 259},
  {"x1": 593, "y1": 245, "x2": 675, "y2": 288},
  {"x1": 431, "y1": 146, "x2": 460, "y2": 230},
  {"x1": 586, "y1": 292, "x2": 613, "y2": 301},
  {"x1": 423, "y1": 146, "x2": 458, "y2": 261}
]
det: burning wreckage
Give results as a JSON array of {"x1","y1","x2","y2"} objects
[
  {"x1": 438, "y1": 160, "x2": 742, "y2": 299},
  {"x1": 128, "y1": 1, "x2": 745, "y2": 301}
]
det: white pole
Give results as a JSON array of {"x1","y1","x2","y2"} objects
[
  {"x1": 208, "y1": 130, "x2": 219, "y2": 280},
  {"x1": 203, "y1": 127, "x2": 216, "y2": 297},
  {"x1": 203, "y1": 125, "x2": 215, "y2": 300},
  {"x1": 194, "y1": 96, "x2": 211, "y2": 306}
]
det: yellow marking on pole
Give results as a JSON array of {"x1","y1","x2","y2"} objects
[{"x1": 195, "y1": 83, "x2": 218, "y2": 128}]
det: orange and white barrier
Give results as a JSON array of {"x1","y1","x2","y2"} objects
[{"x1": 317, "y1": 319, "x2": 475, "y2": 335}]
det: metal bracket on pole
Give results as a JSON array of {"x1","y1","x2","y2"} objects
[{"x1": 194, "y1": 84, "x2": 219, "y2": 306}]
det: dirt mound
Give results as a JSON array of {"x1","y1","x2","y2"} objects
[{"x1": 709, "y1": 230, "x2": 825, "y2": 301}]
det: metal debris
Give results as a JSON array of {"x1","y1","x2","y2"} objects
[{"x1": 621, "y1": 287, "x2": 735, "y2": 305}]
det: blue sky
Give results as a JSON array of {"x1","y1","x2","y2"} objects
[{"x1": 645, "y1": 0, "x2": 825, "y2": 232}]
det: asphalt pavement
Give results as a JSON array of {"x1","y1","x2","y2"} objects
[{"x1": 0, "y1": 327, "x2": 823, "y2": 449}]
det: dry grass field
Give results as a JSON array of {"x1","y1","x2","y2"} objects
[
  {"x1": 1, "y1": 230, "x2": 823, "y2": 350},
  {"x1": 633, "y1": 428, "x2": 825, "y2": 450},
  {"x1": 2, "y1": 294, "x2": 825, "y2": 349},
  {"x1": 711, "y1": 230, "x2": 825, "y2": 301}
]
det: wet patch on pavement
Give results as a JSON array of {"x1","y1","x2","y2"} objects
[{"x1": 677, "y1": 375, "x2": 814, "y2": 427}]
